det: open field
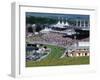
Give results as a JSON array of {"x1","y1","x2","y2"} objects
[{"x1": 26, "y1": 44, "x2": 89, "y2": 67}]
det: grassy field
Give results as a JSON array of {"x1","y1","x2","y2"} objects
[{"x1": 26, "y1": 45, "x2": 89, "y2": 67}]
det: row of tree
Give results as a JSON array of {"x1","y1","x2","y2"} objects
[
  {"x1": 26, "y1": 16, "x2": 58, "y2": 25},
  {"x1": 26, "y1": 16, "x2": 89, "y2": 26}
]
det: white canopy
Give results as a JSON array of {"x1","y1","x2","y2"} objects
[
  {"x1": 64, "y1": 22, "x2": 69, "y2": 26},
  {"x1": 53, "y1": 21, "x2": 69, "y2": 28},
  {"x1": 40, "y1": 28, "x2": 51, "y2": 33},
  {"x1": 32, "y1": 24, "x2": 36, "y2": 27}
]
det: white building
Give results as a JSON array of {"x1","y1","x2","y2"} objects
[{"x1": 67, "y1": 41, "x2": 89, "y2": 57}]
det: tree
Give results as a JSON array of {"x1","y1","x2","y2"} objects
[{"x1": 26, "y1": 16, "x2": 58, "y2": 25}]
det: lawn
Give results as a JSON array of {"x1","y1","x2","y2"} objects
[{"x1": 26, "y1": 44, "x2": 89, "y2": 67}]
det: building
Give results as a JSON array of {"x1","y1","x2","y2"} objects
[
  {"x1": 60, "y1": 41, "x2": 89, "y2": 58},
  {"x1": 66, "y1": 41, "x2": 89, "y2": 57}
]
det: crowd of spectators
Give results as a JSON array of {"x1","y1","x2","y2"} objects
[{"x1": 26, "y1": 31, "x2": 89, "y2": 47}]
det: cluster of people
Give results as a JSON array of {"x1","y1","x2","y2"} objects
[
  {"x1": 29, "y1": 32, "x2": 74, "y2": 47},
  {"x1": 26, "y1": 31, "x2": 89, "y2": 48}
]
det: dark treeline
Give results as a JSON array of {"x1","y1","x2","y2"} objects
[
  {"x1": 26, "y1": 16, "x2": 58, "y2": 25},
  {"x1": 26, "y1": 16, "x2": 89, "y2": 26}
]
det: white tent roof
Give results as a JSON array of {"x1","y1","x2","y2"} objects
[
  {"x1": 65, "y1": 22, "x2": 69, "y2": 26},
  {"x1": 40, "y1": 28, "x2": 51, "y2": 33},
  {"x1": 32, "y1": 24, "x2": 36, "y2": 27},
  {"x1": 53, "y1": 21, "x2": 64, "y2": 28},
  {"x1": 53, "y1": 21, "x2": 69, "y2": 28}
]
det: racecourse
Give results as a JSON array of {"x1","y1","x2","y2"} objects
[{"x1": 26, "y1": 44, "x2": 89, "y2": 67}]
